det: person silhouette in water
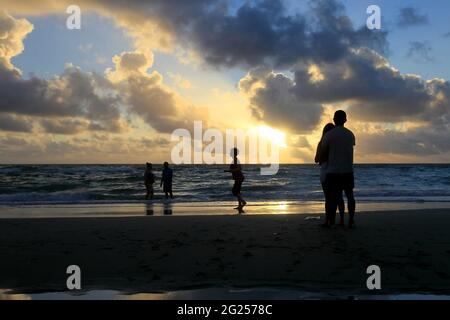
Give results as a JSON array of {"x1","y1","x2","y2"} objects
[
  {"x1": 315, "y1": 124, "x2": 345, "y2": 226},
  {"x1": 160, "y1": 162, "x2": 173, "y2": 199},
  {"x1": 144, "y1": 162, "x2": 155, "y2": 200},
  {"x1": 225, "y1": 148, "x2": 246, "y2": 211}
]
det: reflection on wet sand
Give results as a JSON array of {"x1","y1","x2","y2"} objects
[
  {"x1": 146, "y1": 203, "x2": 154, "y2": 216},
  {"x1": 0, "y1": 289, "x2": 30, "y2": 300},
  {"x1": 163, "y1": 202, "x2": 173, "y2": 215},
  {"x1": 2, "y1": 287, "x2": 450, "y2": 300},
  {"x1": 145, "y1": 202, "x2": 173, "y2": 215},
  {"x1": 2, "y1": 201, "x2": 450, "y2": 218}
]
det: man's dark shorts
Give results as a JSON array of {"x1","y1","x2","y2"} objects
[
  {"x1": 325, "y1": 172, "x2": 354, "y2": 191},
  {"x1": 232, "y1": 179, "x2": 243, "y2": 196}
]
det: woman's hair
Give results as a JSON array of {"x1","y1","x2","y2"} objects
[{"x1": 322, "y1": 123, "x2": 335, "y2": 137}]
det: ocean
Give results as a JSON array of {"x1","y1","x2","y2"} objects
[{"x1": 0, "y1": 164, "x2": 449, "y2": 206}]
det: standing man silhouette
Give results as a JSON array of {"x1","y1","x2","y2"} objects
[
  {"x1": 160, "y1": 162, "x2": 173, "y2": 199},
  {"x1": 321, "y1": 110, "x2": 356, "y2": 228},
  {"x1": 225, "y1": 148, "x2": 247, "y2": 211},
  {"x1": 144, "y1": 162, "x2": 155, "y2": 200}
]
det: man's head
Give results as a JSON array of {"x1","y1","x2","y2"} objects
[
  {"x1": 146, "y1": 162, "x2": 152, "y2": 169},
  {"x1": 333, "y1": 110, "x2": 347, "y2": 126},
  {"x1": 231, "y1": 147, "x2": 239, "y2": 158},
  {"x1": 163, "y1": 161, "x2": 169, "y2": 168}
]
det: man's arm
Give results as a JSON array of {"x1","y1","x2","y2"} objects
[{"x1": 224, "y1": 163, "x2": 240, "y2": 173}]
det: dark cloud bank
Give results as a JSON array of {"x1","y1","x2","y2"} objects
[{"x1": 0, "y1": 0, "x2": 449, "y2": 159}]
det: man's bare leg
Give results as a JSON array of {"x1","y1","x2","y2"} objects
[{"x1": 345, "y1": 189, "x2": 356, "y2": 228}]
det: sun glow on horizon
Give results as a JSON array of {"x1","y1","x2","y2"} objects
[{"x1": 256, "y1": 125, "x2": 288, "y2": 148}]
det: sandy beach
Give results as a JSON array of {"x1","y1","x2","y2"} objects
[{"x1": 1, "y1": 208, "x2": 450, "y2": 297}]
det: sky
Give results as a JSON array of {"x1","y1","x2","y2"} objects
[{"x1": 0, "y1": 0, "x2": 449, "y2": 164}]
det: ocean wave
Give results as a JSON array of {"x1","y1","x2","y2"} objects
[
  {"x1": 1, "y1": 164, "x2": 450, "y2": 206},
  {"x1": 0, "y1": 191, "x2": 92, "y2": 204}
]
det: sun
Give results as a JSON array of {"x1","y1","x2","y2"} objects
[{"x1": 256, "y1": 125, "x2": 287, "y2": 148}]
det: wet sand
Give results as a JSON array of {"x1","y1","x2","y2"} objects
[{"x1": 1, "y1": 209, "x2": 450, "y2": 296}]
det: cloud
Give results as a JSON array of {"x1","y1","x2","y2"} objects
[
  {"x1": 0, "y1": 10, "x2": 207, "y2": 137},
  {"x1": 0, "y1": 11, "x2": 128, "y2": 135},
  {"x1": 168, "y1": 73, "x2": 192, "y2": 89},
  {"x1": 0, "y1": 63, "x2": 127, "y2": 133},
  {"x1": 407, "y1": 41, "x2": 433, "y2": 62},
  {"x1": 0, "y1": 1, "x2": 449, "y2": 161},
  {"x1": 40, "y1": 118, "x2": 88, "y2": 135},
  {"x1": 0, "y1": 113, "x2": 33, "y2": 132},
  {"x1": 0, "y1": 135, "x2": 45, "y2": 160},
  {"x1": 357, "y1": 125, "x2": 450, "y2": 157},
  {"x1": 0, "y1": 1, "x2": 388, "y2": 70},
  {"x1": 106, "y1": 49, "x2": 208, "y2": 133},
  {"x1": 290, "y1": 49, "x2": 435, "y2": 122},
  {"x1": 290, "y1": 135, "x2": 312, "y2": 149},
  {"x1": 1, "y1": 0, "x2": 388, "y2": 68},
  {"x1": 239, "y1": 47, "x2": 446, "y2": 133},
  {"x1": 0, "y1": 10, "x2": 33, "y2": 71},
  {"x1": 70, "y1": 0, "x2": 447, "y2": 160},
  {"x1": 106, "y1": 51, "x2": 154, "y2": 82},
  {"x1": 397, "y1": 7, "x2": 428, "y2": 28},
  {"x1": 0, "y1": 133, "x2": 174, "y2": 163},
  {"x1": 239, "y1": 67, "x2": 323, "y2": 133},
  {"x1": 179, "y1": 0, "x2": 387, "y2": 69}
]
